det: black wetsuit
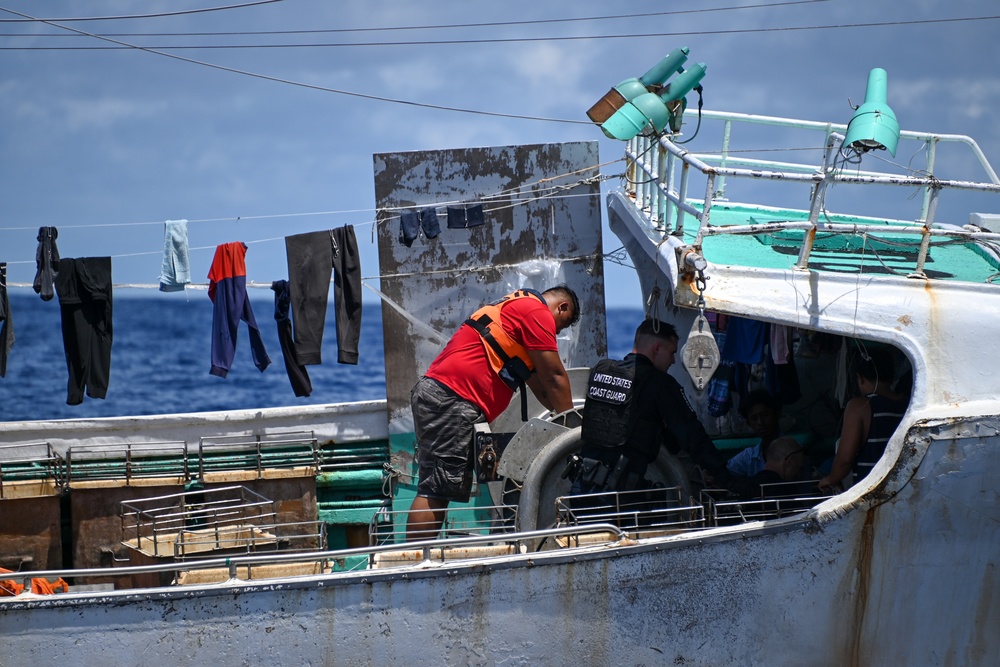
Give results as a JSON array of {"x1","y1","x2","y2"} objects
[
  {"x1": 284, "y1": 225, "x2": 362, "y2": 366},
  {"x1": 55, "y1": 257, "x2": 113, "y2": 405}
]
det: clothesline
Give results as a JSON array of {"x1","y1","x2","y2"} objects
[
  {"x1": 0, "y1": 186, "x2": 600, "y2": 272},
  {"x1": 0, "y1": 159, "x2": 621, "y2": 235},
  {"x1": 0, "y1": 188, "x2": 609, "y2": 268},
  {"x1": 4, "y1": 250, "x2": 605, "y2": 290}
]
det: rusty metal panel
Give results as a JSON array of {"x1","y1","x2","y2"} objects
[{"x1": 373, "y1": 142, "x2": 607, "y2": 429}]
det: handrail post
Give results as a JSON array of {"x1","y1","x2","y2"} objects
[
  {"x1": 796, "y1": 134, "x2": 839, "y2": 269},
  {"x1": 920, "y1": 137, "x2": 939, "y2": 223},
  {"x1": 716, "y1": 118, "x2": 732, "y2": 198},
  {"x1": 911, "y1": 184, "x2": 941, "y2": 278},
  {"x1": 645, "y1": 138, "x2": 657, "y2": 222},
  {"x1": 694, "y1": 172, "x2": 717, "y2": 246},
  {"x1": 657, "y1": 143, "x2": 671, "y2": 232},
  {"x1": 625, "y1": 137, "x2": 637, "y2": 200},
  {"x1": 675, "y1": 160, "x2": 691, "y2": 237}
]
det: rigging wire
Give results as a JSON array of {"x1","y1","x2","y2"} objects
[
  {"x1": 0, "y1": 0, "x2": 284, "y2": 23},
  {"x1": 0, "y1": 6, "x2": 589, "y2": 125},
  {"x1": 0, "y1": 169, "x2": 613, "y2": 269},
  {"x1": 0, "y1": 1, "x2": 831, "y2": 29},
  {"x1": 0, "y1": 166, "x2": 618, "y2": 235},
  {"x1": 3, "y1": 14, "x2": 999, "y2": 49}
]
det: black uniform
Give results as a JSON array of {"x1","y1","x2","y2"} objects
[{"x1": 575, "y1": 352, "x2": 729, "y2": 492}]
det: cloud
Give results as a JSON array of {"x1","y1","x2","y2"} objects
[{"x1": 61, "y1": 96, "x2": 167, "y2": 131}]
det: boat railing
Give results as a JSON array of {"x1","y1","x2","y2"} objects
[
  {"x1": 623, "y1": 110, "x2": 1000, "y2": 275},
  {"x1": 171, "y1": 519, "x2": 327, "y2": 561},
  {"x1": 549, "y1": 483, "x2": 832, "y2": 536},
  {"x1": 65, "y1": 441, "x2": 190, "y2": 485},
  {"x1": 554, "y1": 486, "x2": 706, "y2": 541},
  {"x1": 0, "y1": 442, "x2": 63, "y2": 497},
  {"x1": 368, "y1": 503, "x2": 519, "y2": 546},
  {"x1": 3, "y1": 523, "x2": 629, "y2": 595},
  {"x1": 316, "y1": 441, "x2": 390, "y2": 473},
  {"x1": 0, "y1": 430, "x2": 387, "y2": 491},
  {"x1": 700, "y1": 483, "x2": 835, "y2": 527},
  {"x1": 198, "y1": 431, "x2": 320, "y2": 478},
  {"x1": 120, "y1": 485, "x2": 278, "y2": 559}
]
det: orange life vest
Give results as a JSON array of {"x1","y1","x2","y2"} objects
[{"x1": 463, "y1": 289, "x2": 547, "y2": 390}]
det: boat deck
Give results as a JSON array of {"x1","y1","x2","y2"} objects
[{"x1": 694, "y1": 202, "x2": 1000, "y2": 282}]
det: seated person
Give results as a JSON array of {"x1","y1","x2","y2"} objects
[
  {"x1": 728, "y1": 436, "x2": 808, "y2": 500},
  {"x1": 726, "y1": 390, "x2": 782, "y2": 477},
  {"x1": 569, "y1": 318, "x2": 730, "y2": 500},
  {"x1": 819, "y1": 348, "x2": 909, "y2": 491}
]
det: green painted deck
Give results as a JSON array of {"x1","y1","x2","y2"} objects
[{"x1": 692, "y1": 202, "x2": 1000, "y2": 282}]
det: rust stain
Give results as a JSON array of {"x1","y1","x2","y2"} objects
[
  {"x1": 897, "y1": 314, "x2": 912, "y2": 326},
  {"x1": 971, "y1": 561, "x2": 998, "y2": 663},
  {"x1": 848, "y1": 508, "x2": 877, "y2": 667}
]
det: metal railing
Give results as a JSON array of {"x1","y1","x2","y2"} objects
[
  {"x1": 197, "y1": 431, "x2": 320, "y2": 479},
  {"x1": 3, "y1": 523, "x2": 630, "y2": 597},
  {"x1": 700, "y1": 482, "x2": 834, "y2": 527},
  {"x1": 369, "y1": 503, "x2": 518, "y2": 546},
  {"x1": 2, "y1": 430, "x2": 390, "y2": 490},
  {"x1": 551, "y1": 483, "x2": 832, "y2": 535},
  {"x1": 623, "y1": 110, "x2": 1000, "y2": 276},
  {"x1": 555, "y1": 486, "x2": 706, "y2": 537},
  {"x1": 66, "y1": 441, "x2": 190, "y2": 484},
  {"x1": 171, "y1": 519, "x2": 327, "y2": 560},
  {"x1": 0, "y1": 442, "x2": 62, "y2": 497},
  {"x1": 120, "y1": 485, "x2": 278, "y2": 559}
]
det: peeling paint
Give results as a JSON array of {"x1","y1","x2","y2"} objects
[{"x1": 372, "y1": 142, "x2": 608, "y2": 429}]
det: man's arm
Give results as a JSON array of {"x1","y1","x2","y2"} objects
[
  {"x1": 525, "y1": 349, "x2": 574, "y2": 413},
  {"x1": 819, "y1": 396, "x2": 868, "y2": 490},
  {"x1": 658, "y1": 375, "x2": 729, "y2": 476}
]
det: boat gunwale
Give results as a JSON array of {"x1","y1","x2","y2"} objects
[{"x1": 0, "y1": 515, "x2": 820, "y2": 611}]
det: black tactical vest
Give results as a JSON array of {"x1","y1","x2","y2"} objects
[{"x1": 581, "y1": 357, "x2": 638, "y2": 449}]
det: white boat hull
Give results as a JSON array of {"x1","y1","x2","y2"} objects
[{"x1": 2, "y1": 413, "x2": 997, "y2": 666}]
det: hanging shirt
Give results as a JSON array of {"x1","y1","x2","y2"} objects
[
  {"x1": 159, "y1": 219, "x2": 191, "y2": 292},
  {"x1": 207, "y1": 242, "x2": 270, "y2": 378}
]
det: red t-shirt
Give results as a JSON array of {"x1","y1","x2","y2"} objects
[{"x1": 426, "y1": 296, "x2": 558, "y2": 421}]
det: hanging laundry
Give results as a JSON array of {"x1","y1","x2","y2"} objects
[
  {"x1": 207, "y1": 242, "x2": 270, "y2": 378},
  {"x1": 284, "y1": 225, "x2": 362, "y2": 366},
  {"x1": 159, "y1": 219, "x2": 191, "y2": 292},
  {"x1": 446, "y1": 204, "x2": 485, "y2": 229},
  {"x1": 418, "y1": 206, "x2": 440, "y2": 239},
  {"x1": 33, "y1": 226, "x2": 60, "y2": 301},
  {"x1": 399, "y1": 210, "x2": 420, "y2": 247},
  {"x1": 720, "y1": 317, "x2": 768, "y2": 365},
  {"x1": 0, "y1": 263, "x2": 13, "y2": 378},
  {"x1": 271, "y1": 280, "x2": 312, "y2": 397},
  {"x1": 55, "y1": 257, "x2": 113, "y2": 405},
  {"x1": 399, "y1": 207, "x2": 442, "y2": 247},
  {"x1": 770, "y1": 324, "x2": 792, "y2": 364}
]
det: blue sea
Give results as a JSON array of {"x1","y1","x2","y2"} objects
[{"x1": 0, "y1": 291, "x2": 642, "y2": 423}]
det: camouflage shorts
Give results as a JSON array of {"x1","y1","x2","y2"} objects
[{"x1": 410, "y1": 377, "x2": 485, "y2": 502}]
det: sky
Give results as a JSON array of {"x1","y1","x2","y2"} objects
[{"x1": 1, "y1": 0, "x2": 998, "y2": 309}]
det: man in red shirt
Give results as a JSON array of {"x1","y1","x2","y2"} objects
[{"x1": 406, "y1": 285, "x2": 580, "y2": 540}]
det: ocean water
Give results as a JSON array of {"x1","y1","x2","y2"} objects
[{"x1": 0, "y1": 290, "x2": 642, "y2": 423}]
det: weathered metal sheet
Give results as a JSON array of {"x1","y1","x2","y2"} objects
[{"x1": 373, "y1": 142, "x2": 607, "y2": 435}]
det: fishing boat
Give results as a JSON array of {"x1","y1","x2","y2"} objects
[{"x1": 2, "y1": 61, "x2": 1000, "y2": 666}]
